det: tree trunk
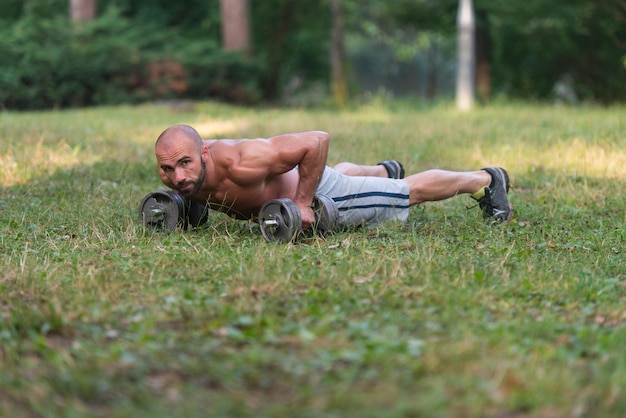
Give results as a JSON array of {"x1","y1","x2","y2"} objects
[
  {"x1": 456, "y1": 0, "x2": 475, "y2": 111},
  {"x1": 70, "y1": 0, "x2": 96, "y2": 22},
  {"x1": 220, "y1": 0, "x2": 250, "y2": 53},
  {"x1": 475, "y1": 8, "x2": 491, "y2": 102},
  {"x1": 330, "y1": 0, "x2": 348, "y2": 107}
]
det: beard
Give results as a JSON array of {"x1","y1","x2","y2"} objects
[{"x1": 177, "y1": 162, "x2": 206, "y2": 198}]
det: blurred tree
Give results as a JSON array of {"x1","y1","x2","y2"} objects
[
  {"x1": 346, "y1": 0, "x2": 624, "y2": 103},
  {"x1": 0, "y1": 0, "x2": 23, "y2": 20},
  {"x1": 330, "y1": 0, "x2": 348, "y2": 106},
  {"x1": 344, "y1": 0, "x2": 458, "y2": 98},
  {"x1": 251, "y1": 0, "x2": 330, "y2": 101},
  {"x1": 18, "y1": 0, "x2": 67, "y2": 18},
  {"x1": 98, "y1": 0, "x2": 220, "y2": 38},
  {"x1": 70, "y1": 0, "x2": 97, "y2": 22},
  {"x1": 474, "y1": 6, "x2": 491, "y2": 101},
  {"x1": 220, "y1": 0, "x2": 250, "y2": 52},
  {"x1": 481, "y1": 0, "x2": 626, "y2": 102},
  {"x1": 456, "y1": 0, "x2": 475, "y2": 111},
  {"x1": 1, "y1": 0, "x2": 624, "y2": 107}
]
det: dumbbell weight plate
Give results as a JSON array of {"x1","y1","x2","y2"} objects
[
  {"x1": 185, "y1": 199, "x2": 209, "y2": 229},
  {"x1": 259, "y1": 198, "x2": 302, "y2": 242},
  {"x1": 139, "y1": 190, "x2": 184, "y2": 232},
  {"x1": 313, "y1": 194, "x2": 339, "y2": 232}
]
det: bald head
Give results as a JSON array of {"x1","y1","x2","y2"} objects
[
  {"x1": 156, "y1": 124, "x2": 203, "y2": 152},
  {"x1": 155, "y1": 124, "x2": 208, "y2": 197}
]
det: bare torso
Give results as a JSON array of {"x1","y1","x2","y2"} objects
[{"x1": 192, "y1": 139, "x2": 301, "y2": 220}]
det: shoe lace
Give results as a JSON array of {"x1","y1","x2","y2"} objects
[{"x1": 466, "y1": 193, "x2": 494, "y2": 215}]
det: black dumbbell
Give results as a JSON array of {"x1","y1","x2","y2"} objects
[
  {"x1": 258, "y1": 195, "x2": 339, "y2": 242},
  {"x1": 138, "y1": 190, "x2": 208, "y2": 232}
]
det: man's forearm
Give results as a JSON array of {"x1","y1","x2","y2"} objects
[{"x1": 293, "y1": 131, "x2": 329, "y2": 207}]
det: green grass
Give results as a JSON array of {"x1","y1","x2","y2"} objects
[{"x1": 1, "y1": 100, "x2": 626, "y2": 417}]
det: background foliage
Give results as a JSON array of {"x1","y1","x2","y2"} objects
[{"x1": 0, "y1": 0, "x2": 624, "y2": 109}]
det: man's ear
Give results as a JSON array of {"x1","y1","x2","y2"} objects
[{"x1": 201, "y1": 145, "x2": 209, "y2": 163}]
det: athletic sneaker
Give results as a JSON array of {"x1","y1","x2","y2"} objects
[
  {"x1": 377, "y1": 160, "x2": 405, "y2": 179},
  {"x1": 470, "y1": 167, "x2": 512, "y2": 223}
]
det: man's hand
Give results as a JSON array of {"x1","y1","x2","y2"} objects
[
  {"x1": 269, "y1": 131, "x2": 329, "y2": 228},
  {"x1": 298, "y1": 204, "x2": 316, "y2": 230}
]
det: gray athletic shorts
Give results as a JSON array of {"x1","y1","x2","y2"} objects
[{"x1": 316, "y1": 166, "x2": 410, "y2": 226}]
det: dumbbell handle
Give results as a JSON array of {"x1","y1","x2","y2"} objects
[{"x1": 258, "y1": 195, "x2": 338, "y2": 242}]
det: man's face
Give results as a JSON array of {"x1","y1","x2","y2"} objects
[{"x1": 155, "y1": 138, "x2": 207, "y2": 198}]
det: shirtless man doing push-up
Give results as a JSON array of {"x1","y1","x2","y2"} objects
[{"x1": 154, "y1": 125, "x2": 512, "y2": 230}]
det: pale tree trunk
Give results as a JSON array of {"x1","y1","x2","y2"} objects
[
  {"x1": 456, "y1": 0, "x2": 475, "y2": 111},
  {"x1": 220, "y1": 0, "x2": 250, "y2": 53},
  {"x1": 330, "y1": 0, "x2": 348, "y2": 107},
  {"x1": 70, "y1": 0, "x2": 96, "y2": 22}
]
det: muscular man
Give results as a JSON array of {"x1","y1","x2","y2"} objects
[{"x1": 154, "y1": 124, "x2": 512, "y2": 230}]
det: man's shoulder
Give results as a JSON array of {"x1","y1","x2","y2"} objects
[{"x1": 206, "y1": 138, "x2": 266, "y2": 147}]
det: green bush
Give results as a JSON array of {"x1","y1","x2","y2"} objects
[
  {"x1": 180, "y1": 45, "x2": 264, "y2": 104},
  {"x1": 0, "y1": 11, "x2": 263, "y2": 110},
  {"x1": 0, "y1": 14, "x2": 137, "y2": 109}
]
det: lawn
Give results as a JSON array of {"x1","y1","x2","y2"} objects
[{"x1": 1, "y1": 100, "x2": 625, "y2": 417}]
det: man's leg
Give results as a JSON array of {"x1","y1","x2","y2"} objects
[
  {"x1": 333, "y1": 160, "x2": 404, "y2": 179},
  {"x1": 404, "y1": 168, "x2": 512, "y2": 222},
  {"x1": 404, "y1": 169, "x2": 490, "y2": 204},
  {"x1": 333, "y1": 162, "x2": 387, "y2": 177}
]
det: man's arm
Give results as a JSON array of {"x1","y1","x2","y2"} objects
[
  {"x1": 236, "y1": 130, "x2": 330, "y2": 227},
  {"x1": 271, "y1": 131, "x2": 329, "y2": 212}
]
